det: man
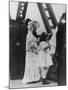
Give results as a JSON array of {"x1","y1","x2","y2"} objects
[
  {"x1": 10, "y1": 18, "x2": 31, "y2": 79},
  {"x1": 10, "y1": 19, "x2": 20, "y2": 79},
  {"x1": 55, "y1": 13, "x2": 66, "y2": 85},
  {"x1": 17, "y1": 18, "x2": 31, "y2": 79}
]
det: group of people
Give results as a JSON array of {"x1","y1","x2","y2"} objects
[
  {"x1": 10, "y1": 12, "x2": 66, "y2": 86},
  {"x1": 10, "y1": 18, "x2": 53, "y2": 84},
  {"x1": 22, "y1": 19, "x2": 53, "y2": 84}
]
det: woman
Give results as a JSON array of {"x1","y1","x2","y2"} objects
[
  {"x1": 37, "y1": 32, "x2": 53, "y2": 84},
  {"x1": 22, "y1": 21, "x2": 40, "y2": 84}
]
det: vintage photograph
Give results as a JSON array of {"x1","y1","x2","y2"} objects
[{"x1": 9, "y1": 1, "x2": 66, "y2": 89}]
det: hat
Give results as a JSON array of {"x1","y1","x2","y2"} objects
[
  {"x1": 40, "y1": 32, "x2": 53, "y2": 42},
  {"x1": 25, "y1": 18, "x2": 31, "y2": 25}
]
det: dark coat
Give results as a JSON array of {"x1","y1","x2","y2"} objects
[
  {"x1": 56, "y1": 22, "x2": 66, "y2": 85},
  {"x1": 10, "y1": 20, "x2": 28, "y2": 79},
  {"x1": 56, "y1": 22, "x2": 66, "y2": 56}
]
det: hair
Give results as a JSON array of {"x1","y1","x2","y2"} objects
[
  {"x1": 62, "y1": 13, "x2": 66, "y2": 19},
  {"x1": 25, "y1": 18, "x2": 31, "y2": 26}
]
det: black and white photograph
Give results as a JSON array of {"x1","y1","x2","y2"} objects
[{"x1": 9, "y1": 0, "x2": 66, "y2": 89}]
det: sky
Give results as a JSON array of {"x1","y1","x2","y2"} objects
[
  {"x1": 10, "y1": 2, "x2": 66, "y2": 21},
  {"x1": 10, "y1": 2, "x2": 66, "y2": 33}
]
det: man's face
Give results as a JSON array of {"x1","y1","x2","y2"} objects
[{"x1": 61, "y1": 18, "x2": 66, "y2": 23}]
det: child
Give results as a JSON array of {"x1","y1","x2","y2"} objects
[{"x1": 37, "y1": 32, "x2": 53, "y2": 84}]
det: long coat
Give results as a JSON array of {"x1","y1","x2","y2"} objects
[
  {"x1": 56, "y1": 22, "x2": 66, "y2": 85},
  {"x1": 10, "y1": 20, "x2": 28, "y2": 79}
]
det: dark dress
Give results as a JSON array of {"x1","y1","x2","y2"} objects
[
  {"x1": 56, "y1": 22, "x2": 66, "y2": 85},
  {"x1": 10, "y1": 20, "x2": 28, "y2": 80}
]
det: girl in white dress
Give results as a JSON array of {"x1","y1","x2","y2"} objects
[
  {"x1": 37, "y1": 33, "x2": 53, "y2": 83},
  {"x1": 22, "y1": 21, "x2": 40, "y2": 84}
]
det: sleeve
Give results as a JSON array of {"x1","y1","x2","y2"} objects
[{"x1": 26, "y1": 32, "x2": 37, "y2": 51}]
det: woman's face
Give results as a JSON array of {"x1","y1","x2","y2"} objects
[
  {"x1": 28, "y1": 21, "x2": 40, "y2": 33},
  {"x1": 28, "y1": 22, "x2": 33, "y2": 31}
]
